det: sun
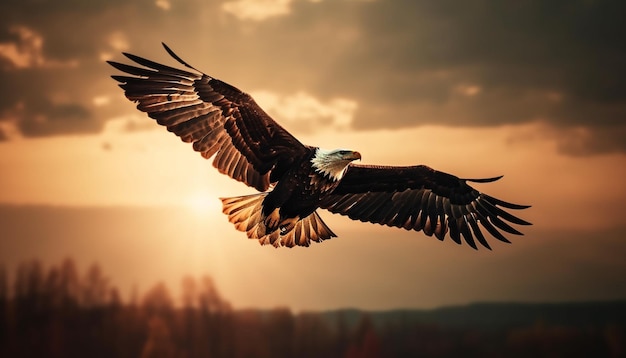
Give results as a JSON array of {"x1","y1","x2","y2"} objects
[{"x1": 185, "y1": 192, "x2": 221, "y2": 217}]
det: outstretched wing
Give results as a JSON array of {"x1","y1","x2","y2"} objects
[
  {"x1": 107, "y1": 43, "x2": 309, "y2": 191},
  {"x1": 320, "y1": 164, "x2": 531, "y2": 250}
]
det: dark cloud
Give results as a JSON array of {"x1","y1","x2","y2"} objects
[
  {"x1": 0, "y1": 0, "x2": 624, "y2": 155},
  {"x1": 215, "y1": 0, "x2": 626, "y2": 154},
  {"x1": 330, "y1": 1, "x2": 625, "y2": 122},
  {"x1": 553, "y1": 125, "x2": 626, "y2": 157},
  {"x1": 17, "y1": 101, "x2": 102, "y2": 137},
  {"x1": 0, "y1": 65, "x2": 107, "y2": 137},
  {"x1": 279, "y1": 0, "x2": 626, "y2": 154},
  {"x1": 0, "y1": 0, "x2": 230, "y2": 139}
]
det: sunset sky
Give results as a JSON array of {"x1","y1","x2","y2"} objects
[{"x1": 1, "y1": 0, "x2": 625, "y2": 311}]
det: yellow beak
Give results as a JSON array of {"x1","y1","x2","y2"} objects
[{"x1": 346, "y1": 151, "x2": 361, "y2": 161}]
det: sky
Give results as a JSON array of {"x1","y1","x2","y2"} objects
[{"x1": 1, "y1": 0, "x2": 625, "y2": 311}]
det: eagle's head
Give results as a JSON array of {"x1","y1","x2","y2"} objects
[{"x1": 311, "y1": 148, "x2": 361, "y2": 181}]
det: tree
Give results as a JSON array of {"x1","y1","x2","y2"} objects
[
  {"x1": 267, "y1": 308, "x2": 295, "y2": 357},
  {"x1": 140, "y1": 316, "x2": 177, "y2": 358},
  {"x1": 142, "y1": 282, "x2": 174, "y2": 317},
  {"x1": 294, "y1": 313, "x2": 334, "y2": 358},
  {"x1": 0, "y1": 264, "x2": 8, "y2": 353},
  {"x1": 82, "y1": 263, "x2": 109, "y2": 308},
  {"x1": 345, "y1": 315, "x2": 382, "y2": 358},
  {"x1": 59, "y1": 258, "x2": 80, "y2": 308},
  {"x1": 198, "y1": 276, "x2": 230, "y2": 313}
]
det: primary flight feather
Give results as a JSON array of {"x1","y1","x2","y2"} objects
[{"x1": 108, "y1": 43, "x2": 531, "y2": 250}]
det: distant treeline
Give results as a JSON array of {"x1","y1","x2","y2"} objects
[{"x1": 0, "y1": 259, "x2": 624, "y2": 358}]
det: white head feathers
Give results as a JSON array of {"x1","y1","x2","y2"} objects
[{"x1": 311, "y1": 148, "x2": 361, "y2": 181}]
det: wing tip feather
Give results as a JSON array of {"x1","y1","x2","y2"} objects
[
  {"x1": 161, "y1": 42, "x2": 201, "y2": 72},
  {"x1": 464, "y1": 175, "x2": 503, "y2": 183}
]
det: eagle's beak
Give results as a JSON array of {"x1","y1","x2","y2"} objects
[{"x1": 349, "y1": 151, "x2": 361, "y2": 161}]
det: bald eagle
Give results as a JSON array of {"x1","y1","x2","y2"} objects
[{"x1": 108, "y1": 43, "x2": 531, "y2": 250}]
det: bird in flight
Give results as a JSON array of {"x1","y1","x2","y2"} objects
[{"x1": 108, "y1": 43, "x2": 531, "y2": 250}]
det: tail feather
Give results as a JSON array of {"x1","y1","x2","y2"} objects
[
  {"x1": 281, "y1": 211, "x2": 336, "y2": 247},
  {"x1": 258, "y1": 231, "x2": 281, "y2": 247},
  {"x1": 221, "y1": 193, "x2": 267, "y2": 233},
  {"x1": 220, "y1": 194, "x2": 336, "y2": 247}
]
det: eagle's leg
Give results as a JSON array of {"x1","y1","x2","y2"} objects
[
  {"x1": 255, "y1": 221, "x2": 267, "y2": 237},
  {"x1": 264, "y1": 208, "x2": 281, "y2": 231}
]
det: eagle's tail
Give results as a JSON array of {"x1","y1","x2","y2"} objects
[{"x1": 220, "y1": 194, "x2": 336, "y2": 248}]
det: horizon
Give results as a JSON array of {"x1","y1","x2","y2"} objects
[
  {"x1": 3, "y1": 258, "x2": 623, "y2": 357},
  {"x1": 2, "y1": 203, "x2": 625, "y2": 312},
  {"x1": 3, "y1": 250, "x2": 626, "y2": 313}
]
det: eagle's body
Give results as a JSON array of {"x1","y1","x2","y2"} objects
[
  {"x1": 222, "y1": 147, "x2": 357, "y2": 246},
  {"x1": 108, "y1": 43, "x2": 531, "y2": 249}
]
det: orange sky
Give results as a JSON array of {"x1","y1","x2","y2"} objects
[{"x1": 1, "y1": 0, "x2": 625, "y2": 310}]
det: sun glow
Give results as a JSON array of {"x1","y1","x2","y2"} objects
[{"x1": 185, "y1": 192, "x2": 222, "y2": 217}]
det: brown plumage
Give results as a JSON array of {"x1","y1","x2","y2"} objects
[{"x1": 108, "y1": 43, "x2": 531, "y2": 249}]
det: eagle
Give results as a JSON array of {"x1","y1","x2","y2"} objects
[{"x1": 108, "y1": 43, "x2": 531, "y2": 250}]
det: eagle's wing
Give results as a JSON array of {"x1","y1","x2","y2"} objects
[
  {"x1": 107, "y1": 43, "x2": 308, "y2": 191},
  {"x1": 320, "y1": 164, "x2": 531, "y2": 250}
]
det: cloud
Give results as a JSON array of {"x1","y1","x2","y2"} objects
[
  {"x1": 0, "y1": 26, "x2": 78, "y2": 69},
  {"x1": 317, "y1": 0, "x2": 626, "y2": 154},
  {"x1": 0, "y1": 26, "x2": 44, "y2": 69},
  {"x1": 510, "y1": 122, "x2": 626, "y2": 157},
  {"x1": 155, "y1": 0, "x2": 171, "y2": 11},
  {"x1": 0, "y1": 53, "x2": 110, "y2": 138},
  {"x1": 222, "y1": 0, "x2": 292, "y2": 21},
  {"x1": 16, "y1": 101, "x2": 103, "y2": 137},
  {"x1": 251, "y1": 90, "x2": 357, "y2": 133},
  {"x1": 0, "y1": 0, "x2": 624, "y2": 155}
]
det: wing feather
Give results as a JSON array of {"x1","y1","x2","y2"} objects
[
  {"x1": 460, "y1": 216, "x2": 477, "y2": 249},
  {"x1": 320, "y1": 164, "x2": 531, "y2": 249},
  {"x1": 467, "y1": 213, "x2": 490, "y2": 249},
  {"x1": 390, "y1": 190, "x2": 417, "y2": 228},
  {"x1": 108, "y1": 43, "x2": 309, "y2": 191},
  {"x1": 447, "y1": 217, "x2": 461, "y2": 244},
  {"x1": 403, "y1": 190, "x2": 425, "y2": 230}
]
